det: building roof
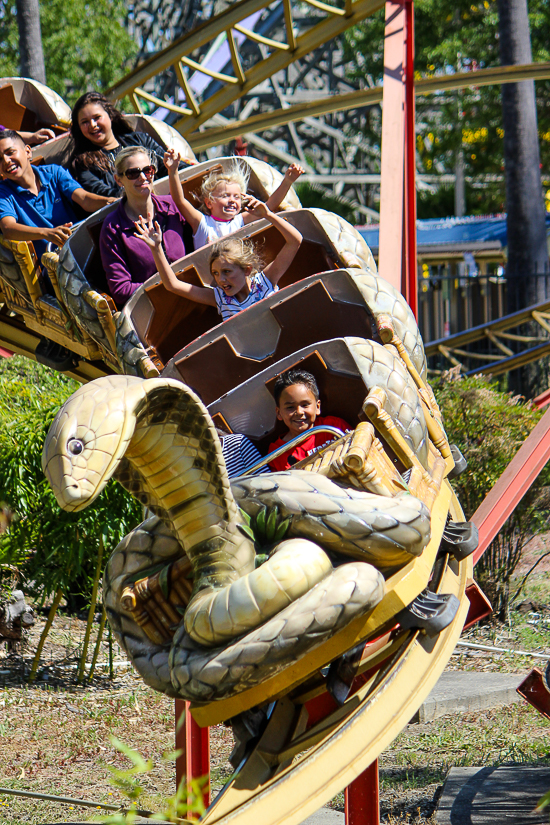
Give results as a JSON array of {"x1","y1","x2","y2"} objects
[{"x1": 357, "y1": 214, "x2": 513, "y2": 255}]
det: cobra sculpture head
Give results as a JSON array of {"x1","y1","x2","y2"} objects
[{"x1": 42, "y1": 375, "x2": 182, "y2": 511}]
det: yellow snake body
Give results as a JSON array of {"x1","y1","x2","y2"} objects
[
  {"x1": 43, "y1": 374, "x2": 395, "y2": 698},
  {"x1": 42, "y1": 303, "x2": 449, "y2": 703}
]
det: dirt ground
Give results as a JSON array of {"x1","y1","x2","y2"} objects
[{"x1": 1, "y1": 564, "x2": 550, "y2": 825}]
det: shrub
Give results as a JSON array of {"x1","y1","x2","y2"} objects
[{"x1": 435, "y1": 371, "x2": 550, "y2": 619}]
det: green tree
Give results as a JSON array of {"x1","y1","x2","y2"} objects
[
  {"x1": 0, "y1": 0, "x2": 137, "y2": 104},
  {"x1": 0, "y1": 357, "x2": 142, "y2": 610},
  {"x1": 344, "y1": 0, "x2": 550, "y2": 217}
]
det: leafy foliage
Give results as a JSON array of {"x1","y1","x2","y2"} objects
[
  {"x1": 295, "y1": 182, "x2": 358, "y2": 224},
  {"x1": 343, "y1": 0, "x2": 550, "y2": 215},
  {"x1": 0, "y1": 0, "x2": 137, "y2": 104},
  {"x1": 0, "y1": 357, "x2": 142, "y2": 607},
  {"x1": 435, "y1": 371, "x2": 550, "y2": 618},
  {"x1": 100, "y1": 736, "x2": 206, "y2": 824}
]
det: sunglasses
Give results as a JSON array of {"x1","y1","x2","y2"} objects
[{"x1": 122, "y1": 165, "x2": 156, "y2": 181}]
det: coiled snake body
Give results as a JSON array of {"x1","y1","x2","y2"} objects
[{"x1": 42, "y1": 341, "x2": 433, "y2": 702}]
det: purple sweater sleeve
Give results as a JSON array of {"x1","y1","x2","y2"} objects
[{"x1": 99, "y1": 220, "x2": 140, "y2": 307}]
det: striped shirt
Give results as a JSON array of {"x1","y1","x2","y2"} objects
[
  {"x1": 220, "y1": 433, "x2": 270, "y2": 478},
  {"x1": 214, "y1": 271, "x2": 278, "y2": 321}
]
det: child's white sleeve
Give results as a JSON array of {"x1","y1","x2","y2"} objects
[{"x1": 192, "y1": 215, "x2": 211, "y2": 248}]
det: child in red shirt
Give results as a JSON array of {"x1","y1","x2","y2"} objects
[{"x1": 268, "y1": 369, "x2": 350, "y2": 471}]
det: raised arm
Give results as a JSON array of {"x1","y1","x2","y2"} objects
[
  {"x1": 133, "y1": 216, "x2": 216, "y2": 305},
  {"x1": 244, "y1": 198, "x2": 302, "y2": 287},
  {"x1": 21, "y1": 128, "x2": 56, "y2": 146},
  {"x1": 264, "y1": 163, "x2": 305, "y2": 212},
  {"x1": 164, "y1": 149, "x2": 203, "y2": 233}
]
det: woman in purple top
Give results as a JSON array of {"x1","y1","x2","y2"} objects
[{"x1": 99, "y1": 146, "x2": 192, "y2": 307}]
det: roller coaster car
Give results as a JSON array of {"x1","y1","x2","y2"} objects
[
  {"x1": 169, "y1": 323, "x2": 474, "y2": 825},
  {"x1": 55, "y1": 159, "x2": 369, "y2": 377},
  {"x1": 113, "y1": 204, "x2": 374, "y2": 376},
  {"x1": 44, "y1": 205, "x2": 477, "y2": 825},
  {"x1": 104, "y1": 305, "x2": 473, "y2": 825},
  {"x1": 0, "y1": 79, "x2": 196, "y2": 371},
  {"x1": 161, "y1": 272, "x2": 474, "y2": 815},
  {"x1": 0, "y1": 77, "x2": 71, "y2": 136}
]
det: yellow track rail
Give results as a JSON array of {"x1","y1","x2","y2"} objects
[
  {"x1": 425, "y1": 299, "x2": 550, "y2": 376},
  {"x1": 199, "y1": 489, "x2": 470, "y2": 825},
  {"x1": 188, "y1": 61, "x2": 550, "y2": 151},
  {"x1": 106, "y1": 0, "x2": 550, "y2": 154},
  {"x1": 107, "y1": 0, "x2": 385, "y2": 134},
  {"x1": 0, "y1": 315, "x2": 110, "y2": 384}
]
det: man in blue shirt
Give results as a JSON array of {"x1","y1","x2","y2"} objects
[{"x1": 0, "y1": 130, "x2": 116, "y2": 261}]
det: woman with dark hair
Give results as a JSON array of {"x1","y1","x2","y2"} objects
[{"x1": 69, "y1": 92, "x2": 173, "y2": 197}]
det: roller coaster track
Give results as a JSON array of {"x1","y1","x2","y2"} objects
[
  {"x1": 107, "y1": 0, "x2": 550, "y2": 158},
  {"x1": 425, "y1": 299, "x2": 550, "y2": 378},
  {"x1": 0, "y1": 312, "x2": 110, "y2": 384},
  {"x1": 107, "y1": 0, "x2": 385, "y2": 137}
]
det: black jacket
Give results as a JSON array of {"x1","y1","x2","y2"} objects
[{"x1": 73, "y1": 132, "x2": 169, "y2": 196}]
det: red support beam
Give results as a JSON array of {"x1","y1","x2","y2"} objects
[
  {"x1": 378, "y1": 0, "x2": 407, "y2": 295},
  {"x1": 345, "y1": 760, "x2": 380, "y2": 825},
  {"x1": 378, "y1": 0, "x2": 417, "y2": 312},
  {"x1": 345, "y1": 6, "x2": 416, "y2": 823},
  {"x1": 175, "y1": 699, "x2": 210, "y2": 814},
  {"x1": 403, "y1": 0, "x2": 417, "y2": 315},
  {"x1": 471, "y1": 403, "x2": 550, "y2": 565}
]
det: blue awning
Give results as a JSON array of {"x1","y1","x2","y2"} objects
[{"x1": 357, "y1": 214, "x2": 550, "y2": 252}]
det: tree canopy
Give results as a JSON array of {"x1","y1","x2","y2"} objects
[
  {"x1": 344, "y1": 0, "x2": 550, "y2": 217},
  {"x1": 0, "y1": 0, "x2": 137, "y2": 104},
  {"x1": 0, "y1": 357, "x2": 142, "y2": 608}
]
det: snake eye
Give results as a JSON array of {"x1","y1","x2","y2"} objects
[{"x1": 67, "y1": 438, "x2": 84, "y2": 456}]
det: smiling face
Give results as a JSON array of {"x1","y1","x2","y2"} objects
[
  {"x1": 0, "y1": 136, "x2": 32, "y2": 182},
  {"x1": 115, "y1": 151, "x2": 155, "y2": 199},
  {"x1": 211, "y1": 255, "x2": 252, "y2": 303},
  {"x1": 205, "y1": 181, "x2": 243, "y2": 220},
  {"x1": 276, "y1": 383, "x2": 321, "y2": 440},
  {"x1": 77, "y1": 102, "x2": 115, "y2": 147}
]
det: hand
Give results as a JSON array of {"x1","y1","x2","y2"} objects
[
  {"x1": 46, "y1": 223, "x2": 73, "y2": 246},
  {"x1": 134, "y1": 215, "x2": 162, "y2": 250},
  {"x1": 243, "y1": 196, "x2": 269, "y2": 219},
  {"x1": 29, "y1": 128, "x2": 55, "y2": 145},
  {"x1": 284, "y1": 163, "x2": 305, "y2": 183},
  {"x1": 164, "y1": 148, "x2": 181, "y2": 174}
]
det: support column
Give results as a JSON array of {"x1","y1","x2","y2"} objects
[
  {"x1": 175, "y1": 699, "x2": 211, "y2": 814},
  {"x1": 378, "y1": 0, "x2": 417, "y2": 311},
  {"x1": 345, "y1": 760, "x2": 380, "y2": 825}
]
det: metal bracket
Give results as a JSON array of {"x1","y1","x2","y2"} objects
[
  {"x1": 441, "y1": 520, "x2": 479, "y2": 561},
  {"x1": 462, "y1": 580, "x2": 493, "y2": 630},
  {"x1": 448, "y1": 444, "x2": 468, "y2": 478},
  {"x1": 396, "y1": 589, "x2": 460, "y2": 637},
  {"x1": 326, "y1": 643, "x2": 365, "y2": 706},
  {"x1": 516, "y1": 666, "x2": 550, "y2": 720}
]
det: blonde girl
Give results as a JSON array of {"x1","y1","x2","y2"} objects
[
  {"x1": 134, "y1": 198, "x2": 302, "y2": 320},
  {"x1": 163, "y1": 149, "x2": 304, "y2": 249}
]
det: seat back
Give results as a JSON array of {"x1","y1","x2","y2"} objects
[
  {"x1": 0, "y1": 83, "x2": 43, "y2": 132},
  {"x1": 123, "y1": 209, "x2": 343, "y2": 366},
  {"x1": 162, "y1": 270, "x2": 376, "y2": 405},
  {"x1": 207, "y1": 343, "x2": 367, "y2": 455}
]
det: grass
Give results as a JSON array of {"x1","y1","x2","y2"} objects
[
  {"x1": 1, "y1": 571, "x2": 550, "y2": 824},
  {"x1": 5, "y1": 687, "x2": 548, "y2": 824}
]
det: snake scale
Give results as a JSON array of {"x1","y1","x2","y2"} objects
[{"x1": 42, "y1": 333, "x2": 435, "y2": 703}]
